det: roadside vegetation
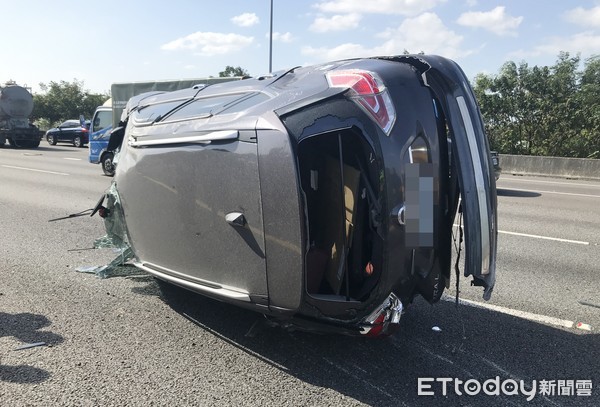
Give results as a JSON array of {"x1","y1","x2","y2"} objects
[
  {"x1": 31, "y1": 80, "x2": 109, "y2": 131},
  {"x1": 473, "y1": 52, "x2": 600, "y2": 158}
]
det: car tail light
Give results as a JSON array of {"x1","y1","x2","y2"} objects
[
  {"x1": 364, "y1": 313, "x2": 386, "y2": 337},
  {"x1": 360, "y1": 293, "x2": 403, "y2": 337},
  {"x1": 326, "y1": 69, "x2": 396, "y2": 135}
]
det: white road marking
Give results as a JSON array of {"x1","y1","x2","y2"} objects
[
  {"x1": 416, "y1": 343, "x2": 455, "y2": 365},
  {"x1": 500, "y1": 187, "x2": 600, "y2": 198},
  {"x1": 441, "y1": 295, "x2": 576, "y2": 329},
  {"x1": 63, "y1": 157, "x2": 82, "y2": 161},
  {"x1": 500, "y1": 177, "x2": 600, "y2": 188},
  {"x1": 322, "y1": 357, "x2": 394, "y2": 399},
  {"x1": 1, "y1": 164, "x2": 69, "y2": 176},
  {"x1": 498, "y1": 230, "x2": 590, "y2": 245},
  {"x1": 453, "y1": 225, "x2": 590, "y2": 245},
  {"x1": 479, "y1": 357, "x2": 562, "y2": 407}
]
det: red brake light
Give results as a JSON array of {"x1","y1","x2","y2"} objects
[
  {"x1": 326, "y1": 69, "x2": 396, "y2": 134},
  {"x1": 364, "y1": 313, "x2": 389, "y2": 337}
]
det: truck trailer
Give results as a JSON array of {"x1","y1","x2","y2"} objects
[{"x1": 0, "y1": 83, "x2": 42, "y2": 148}]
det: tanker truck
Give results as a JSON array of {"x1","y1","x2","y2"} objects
[{"x1": 0, "y1": 83, "x2": 42, "y2": 148}]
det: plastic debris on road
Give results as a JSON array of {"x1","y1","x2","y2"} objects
[
  {"x1": 576, "y1": 322, "x2": 592, "y2": 331},
  {"x1": 14, "y1": 342, "x2": 46, "y2": 351}
]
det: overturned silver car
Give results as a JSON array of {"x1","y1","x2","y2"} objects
[{"x1": 94, "y1": 55, "x2": 497, "y2": 337}]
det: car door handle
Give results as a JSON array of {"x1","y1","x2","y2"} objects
[{"x1": 225, "y1": 212, "x2": 247, "y2": 228}]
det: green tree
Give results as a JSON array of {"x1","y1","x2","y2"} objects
[
  {"x1": 473, "y1": 52, "x2": 599, "y2": 158},
  {"x1": 32, "y1": 79, "x2": 109, "y2": 128},
  {"x1": 576, "y1": 56, "x2": 600, "y2": 158},
  {"x1": 219, "y1": 66, "x2": 249, "y2": 77}
]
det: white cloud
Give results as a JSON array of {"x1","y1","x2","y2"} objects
[
  {"x1": 231, "y1": 13, "x2": 260, "y2": 27},
  {"x1": 565, "y1": 6, "x2": 600, "y2": 28},
  {"x1": 313, "y1": 0, "x2": 445, "y2": 16},
  {"x1": 275, "y1": 32, "x2": 294, "y2": 42},
  {"x1": 511, "y1": 32, "x2": 600, "y2": 58},
  {"x1": 302, "y1": 12, "x2": 468, "y2": 61},
  {"x1": 309, "y1": 13, "x2": 362, "y2": 32},
  {"x1": 161, "y1": 32, "x2": 254, "y2": 56},
  {"x1": 457, "y1": 6, "x2": 523, "y2": 36},
  {"x1": 267, "y1": 32, "x2": 295, "y2": 43}
]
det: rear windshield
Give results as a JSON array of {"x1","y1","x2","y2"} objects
[
  {"x1": 162, "y1": 92, "x2": 270, "y2": 122},
  {"x1": 131, "y1": 99, "x2": 188, "y2": 125}
]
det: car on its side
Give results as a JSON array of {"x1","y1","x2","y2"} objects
[
  {"x1": 92, "y1": 54, "x2": 498, "y2": 337},
  {"x1": 45, "y1": 119, "x2": 90, "y2": 147}
]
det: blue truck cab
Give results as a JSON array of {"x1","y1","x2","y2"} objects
[{"x1": 89, "y1": 99, "x2": 114, "y2": 175}]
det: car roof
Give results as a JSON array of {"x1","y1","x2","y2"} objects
[{"x1": 62, "y1": 119, "x2": 90, "y2": 125}]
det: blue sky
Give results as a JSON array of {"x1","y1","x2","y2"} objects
[{"x1": 1, "y1": 0, "x2": 599, "y2": 93}]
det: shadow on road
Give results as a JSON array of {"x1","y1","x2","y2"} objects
[
  {"x1": 0, "y1": 312, "x2": 63, "y2": 384},
  {"x1": 497, "y1": 188, "x2": 542, "y2": 198},
  {"x1": 146, "y1": 280, "x2": 599, "y2": 407},
  {"x1": 0, "y1": 364, "x2": 50, "y2": 384}
]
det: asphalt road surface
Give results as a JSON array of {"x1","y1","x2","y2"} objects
[{"x1": 1, "y1": 145, "x2": 598, "y2": 406}]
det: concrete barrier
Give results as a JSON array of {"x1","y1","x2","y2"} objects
[{"x1": 500, "y1": 154, "x2": 600, "y2": 180}]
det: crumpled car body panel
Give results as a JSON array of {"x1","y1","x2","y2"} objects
[{"x1": 98, "y1": 55, "x2": 497, "y2": 336}]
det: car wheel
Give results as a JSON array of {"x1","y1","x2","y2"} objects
[
  {"x1": 73, "y1": 136, "x2": 83, "y2": 148},
  {"x1": 19, "y1": 140, "x2": 40, "y2": 149},
  {"x1": 47, "y1": 134, "x2": 57, "y2": 145},
  {"x1": 7, "y1": 138, "x2": 26, "y2": 148},
  {"x1": 29, "y1": 139, "x2": 41, "y2": 148},
  {"x1": 101, "y1": 152, "x2": 115, "y2": 176}
]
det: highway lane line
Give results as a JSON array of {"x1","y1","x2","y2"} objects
[
  {"x1": 499, "y1": 178, "x2": 600, "y2": 188},
  {"x1": 498, "y1": 230, "x2": 590, "y2": 245},
  {"x1": 479, "y1": 357, "x2": 562, "y2": 407},
  {"x1": 441, "y1": 294, "x2": 575, "y2": 329},
  {"x1": 453, "y1": 225, "x2": 590, "y2": 245},
  {"x1": 63, "y1": 158, "x2": 82, "y2": 161},
  {"x1": 1, "y1": 164, "x2": 69, "y2": 176},
  {"x1": 500, "y1": 187, "x2": 600, "y2": 198},
  {"x1": 322, "y1": 357, "x2": 395, "y2": 400}
]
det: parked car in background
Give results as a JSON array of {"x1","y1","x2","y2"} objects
[
  {"x1": 491, "y1": 151, "x2": 501, "y2": 180},
  {"x1": 45, "y1": 119, "x2": 90, "y2": 147},
  {"x1": 93, "y1": 54, "x2": 498, "y2": 337}
]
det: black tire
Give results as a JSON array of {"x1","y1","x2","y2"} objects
[
  {"x1": 73, "y1": 136, "x2": 83, "y2": 148},
  {"x1": 7, "y1": 138, "x2": 25, "y2": 148},
  {"x1": 27, "y1": 139, "x2": 41, "y2": 149},
  {"x1": 47, "y1": 134, "x2": 57, "y2": 145},
  {"x1": 101, "y1": 152, "x2": 115, "y2": 176}
]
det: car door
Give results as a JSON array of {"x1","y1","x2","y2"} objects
[
  {"x1": 89, "y1": 108, "x2": 113, "y2": 162},
  {"x1": 115, "y1": 96, "x2": 268, "y2": 301},
  {"x1": 58, "y1": 121, "x2": 74, "y2": 142},
  {"x1": 403, "y1": 55, "x2": 498, "y2": 299}
]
